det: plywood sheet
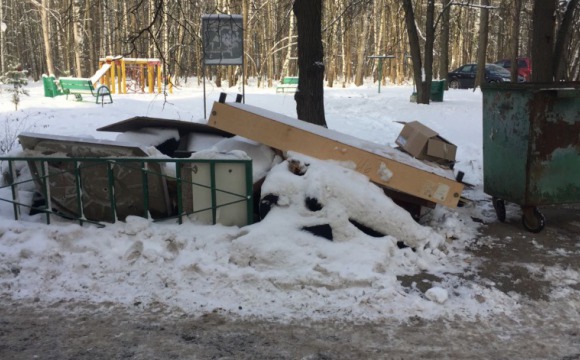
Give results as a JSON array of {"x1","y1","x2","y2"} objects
[{"x1": 207, "y1": 102, "x2": 464, "y2": 207}]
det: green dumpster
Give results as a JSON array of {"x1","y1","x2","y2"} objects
[
  {"x1": 482, "y1": 82, "x2": 580, "y2": 232},
  {"x1": 42, "y1": 75, "x2": 63, "y2": 97},
  {"x1": 410, "y1": 80, "x2": 445, "y2": 102},
  {"x1": 430, "y1": 80, "x2": 445, "y2": 102}
]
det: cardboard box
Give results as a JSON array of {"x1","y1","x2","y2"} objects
[{"x1": 395, "y1": 121, "x2": 457, "y2": 164}]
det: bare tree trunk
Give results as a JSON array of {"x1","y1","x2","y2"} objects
[
  {"x1": 102, "y1": 1, "x2": 111, "y2": 56},
  {"x1": 148, "y1": 0, "x2": 155, "y2": 58},
  {"x1": 72, "y1": 0, "x2": 83, "y2": 77},
  {"x1": 423, "y1": 0, "x2": 435, "y2": 97},
  {"x1": 266, "y1": 1, "x2": 274, "y2": 87},
  {"x1": 354, "y1": 6, "x2": 370, "y2": 86},
  {"x1": 293, "y1": 0, "x2": 326, "y2": 127},
  {"x1": 341, "y1": 7, "x2": 350, "y2": 87},
  {"x1": 403, "y1": 0, "x2": 435, "y2": 104},
  {"x1": 122, "y1": 1, "x2": 129, "y2": 55},
  {"x1": 438, "y1": 0, "x2": 451, "y2": 82},
  {"x1": 378, "y1": 3, "x2": 387, "y2": 85},
  {"x1": 553, "y1": 0, "x2": 579, "y2": 81},
  {"x1": 531, "y1": 0, "x2": 556, "y2": 82},
  {"x1": 475, "y1": 0, "x2": 490, "y2": 88},
  {"x1": 111, "y1": 0, "x2": 119, "y2": 56},
  {"x1": 281, "y1": 13, "x2": 295, "y2": 79},
  {"x1": 0, "y1": 0, "x2": 5, "y2": 75},
  {"x1": 326, "y1": 5, "x2": 336, "y2": 89},
  {"x1": 242, "y1": 0, "x2": 248, "y2": 83},
  {"x1": 85, "y1": 1, "x2": 96, "y2": 74},
  {"x1": 41, "y1": 0, "x2": 55, "y2": 75},
  {"x1": 392, "y1": 4, "x2": 404, "y2": 84},
  {"x1": 402, "y1": 0, "x2": 424, "y2": 101},
  {"x1": 510, "y1": 0, "x2": 522, "y2": 82}
]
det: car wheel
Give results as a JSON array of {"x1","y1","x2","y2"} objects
[{"x1": 449, "y1": 79, "x2": 460, "y2": 89}]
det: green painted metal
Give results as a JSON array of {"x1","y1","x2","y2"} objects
[
  {"x1": 42, "y1": 75, "x2": 63, "y2": 98},
  {"x1": 175, "y1": 164, "x2": 183, "y2": 225},
  {"x1": 210, "y1": 162, "x2": 217, "y2": 224},
  {"x1": 8, "y1": 161, "x2": 20, "y2": 220},
  {"x1": 0, "y1": 156, "x2": 253, "y2": 227},
  {"x1": 141, "y1": 161, "x2": 149, "y2": 219},
  {"x1": 40, "y1": 161, "x2": 51, "y2": 225},
  {"x1": 107, "y1": 161, "x2": 116, "y2": 222},
  {"x1": 73, "y1": 160, "x2": 84, "y2": 225},
  {"x1": 245, "y1": 161, "x2": 254, "y2": 225},
  {"x1": 482, "y1": 82, "x2": 580, "y2": 206},
  {"x1": 367, "y1": 55, "x2": 395, "y2": 94},
  {"x1": 430, "y1": 80, "x2": 445, "y2": 102}
]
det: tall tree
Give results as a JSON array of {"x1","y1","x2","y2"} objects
[
  {"x1": 0, "y1": 0, "x2": 5, "y2": 75},
  {"x1": 72, "y1": 0, "x2": 83, "y2": 77},
  {"x1": 553, "y1": 0, "x2": 579, "y2": 81},
  {"x1": 531, "y1": 0, "x2": 556, "y2": 82},
  {"x1": 474, "y1": 0, "x2": 490, "y2": 88},
  {"x1": 438, "y1": 0, "x2": 451, "y2": 82},
  {"x1": 293, "y1": 0, "x2": 326, "y2": 127},
  {"x1": 39, "y1": 0, "x2": 55, "y2": 75},
  {"x1": 402, "y1": 0, "x2": 435, "y2": 104},
  {"x1": 509, "y1": 0, "x2": 523, "y2": 82},
  {"x1": 354, "y1": 5, "x2": 371, "y2": 86}
]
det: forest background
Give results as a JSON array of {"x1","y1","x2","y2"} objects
[{"x1": 0, "y1": 0, "x2": 579, "y2": 90}]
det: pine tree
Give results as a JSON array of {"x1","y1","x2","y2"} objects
[{"x1": 1, "y1": 64, "x2": 29, "y2": 110}]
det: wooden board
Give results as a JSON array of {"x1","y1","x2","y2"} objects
[{"x1": 207, "y1": 102, "x2": 464, "y2": 208}]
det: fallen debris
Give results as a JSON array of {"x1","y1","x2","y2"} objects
[{"x1": 207, "y1": 101, "x2": 464, "y2": 208}]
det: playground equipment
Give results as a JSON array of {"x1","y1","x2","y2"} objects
[
  {"x1": 95, "y1": 56, "x2": 172, "y2": 94},
  {"x1": 42, "y1": 55, "x2": 172, "y2": 100}
]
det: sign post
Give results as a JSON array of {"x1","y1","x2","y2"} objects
[{"x1": 201, "y1": 14, "x2": 244, "y2": 118}]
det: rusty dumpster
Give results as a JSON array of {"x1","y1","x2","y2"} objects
[{"x1": 482, "y1": 82, "x2": 580, "y2": 232}]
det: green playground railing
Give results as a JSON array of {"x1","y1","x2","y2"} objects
[{"x1": 0, "y1": 156, "x2": 253, "y2": 227}]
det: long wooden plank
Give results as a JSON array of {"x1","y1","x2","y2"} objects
[{"x1": 207, "y1": 102, "x2": 464, "y2": 207}]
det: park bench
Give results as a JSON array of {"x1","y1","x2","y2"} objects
[
  {"x1": 58, "y1": 78, "x2": 113, "y2": 105},
  {"x1": 276, "y1": 76, "x2": 299, "y2": 93}
]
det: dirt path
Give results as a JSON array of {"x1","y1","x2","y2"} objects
[
  {"x1": 0, "y1": 296, "x2": 579, "y2": 360},
  {"x1": 1, "y1": 204, "x2": 579, "y2": 359}
]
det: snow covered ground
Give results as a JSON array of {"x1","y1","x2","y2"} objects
[{"x1": 0, "y1": 78, "x2": 551, "y2": 323}]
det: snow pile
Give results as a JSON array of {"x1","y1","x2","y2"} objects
[{"x1": 0, "y1": 81, "x2": 529, "y2": 322}]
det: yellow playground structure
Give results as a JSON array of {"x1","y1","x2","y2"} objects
[{"x1": 93, "y1": 56, "x2": 172, "y2": 94}]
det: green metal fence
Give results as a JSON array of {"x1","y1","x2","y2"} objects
[{"x1": 0, "y1": 156, "x2": 253, "y2": 227}]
